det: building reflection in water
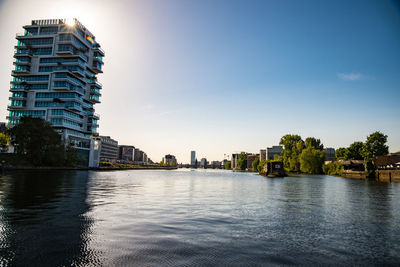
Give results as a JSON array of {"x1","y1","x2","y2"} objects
[{"x1": 0, "y1": 171, "x2": 95, "y2": 266}]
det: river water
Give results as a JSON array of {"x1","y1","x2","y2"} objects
[{"x1": 0, "y1": 169, "x2": 399, "y2": 266}]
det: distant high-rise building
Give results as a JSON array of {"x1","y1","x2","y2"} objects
[
  {"x1": 8, "y1": 18, "x2": 104, "y2": 165},
  {"x1": 191, "y1": 151, "x2": 196, "y2": 165}
]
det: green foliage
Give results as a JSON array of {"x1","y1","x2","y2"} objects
[
  {"x1": 237, "y1": 152, "x2": 247, "y2": 170},
  {"x1": 305, "y1": 137, "x2": 324, "y2": 150},
  {"x1": 346, "y1": 141, "x2": 364, "y2": 160},
  {"x1": 7, "y1": 117, "x2": 74, "y2": 167},
  {"x1": 160, "y1": 161, "x2": 164, "y2": 166},
  {"x1": 257, "y1": 159, "x2": 267, "y2": 172},
  {"x1": 0, "y1": 133, "x2": 9, "y2": 151},
  {"x1": 251, "y1": 157, "x2": 260, "y2": 172},
  {"x1": 335, "y1": 147, "x2": 347, "y2": 160},
  {"x1": 361, "y1": 131, "x2": 389, "y2": 161},
  {"x1": 280, "y1": 134, "x2": 303, "y2": 151},
  {"x1": 169, "y1": 161, "x2": 175, "y2": 167},
  {"x1": 280, "y1": 134, "x2": 305, "y2": 172},
  {"x1": 64, "y1": 145, "x2": 78, "y2": 167},
  {"x1": 322, "y1": 162, "x2": 343, "y2": 176},
  {"x1": 224, "y1": 161, "x2": 231, "y2": 169},
  {"x1": 299, "y1": 147, "x2": 325, "y2": 174},
  {"x1": 279, "y1": 134, "x2": 326, "y2": 174}
]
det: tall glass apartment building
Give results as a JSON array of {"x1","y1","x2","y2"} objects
[{"x1": 8, "y1": 18, "x2": 104, "y2": 160}]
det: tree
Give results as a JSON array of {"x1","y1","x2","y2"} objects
[
  {"x1": 279, "y1": 134, "x2": 304, "y2": 172},
  {"x1": 237, "y1": 152, "x2": 247, "y2": 170},
  {"x1": 160, "y1": 161, "x2": 164, "y2": 166},
  {"x1": 169, "y1": 161, "x2": 175, "y2": 167},
  {"x1": 224, "y1": 161, "x2": 231, "y2": 169},
  {"x1": 335, "y1": 147, "x2": 347, "y2": 160},
  {"x1": 346, "y1": 141, "x2": 364, "y2": 160},
  {"x1": 64, "y1": 144, "x2": 78, "y2": 167},
  {"x1": 322, "y1": 162, "x2": 343, "y2": 176},
  {"x1": 257, "y1": 159, "x2": 267, "y2": 172},
  {"x1": 0, "y1": 133, "x2": 9, "y2": 152},
  {"x1": 361, "y1": 131, "x2": 389, "y2": 161},
  {"x1": 252, "y1": 157, "x2": 260, "y2": 172},
  {"x1": 7, "y1": 117, "x2": 70, "y2": 166},
  {"x1": 280, "y1": 134, "x2": 303, "y2": 151},
  {"x1": 299, "y1": 147, "x2": 325, "y2": 174},
  {"x1": 305, "y1": 137, "x2": 324, "y2": 150}
]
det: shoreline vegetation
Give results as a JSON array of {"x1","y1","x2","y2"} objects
[
  {"x1": 0, "y1": 118, "x2": 394, "y2": 180},
  {"x1": 225, "y1": 132, "x2": 391, "y2": 180}
]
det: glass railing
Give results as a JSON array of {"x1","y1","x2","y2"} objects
[
  {"x1": 57, "y1": 46, "x2": 74, "y2": 53},
  {"x1": 90, "y1": 88, "x2": 101, "y2": 94},
  {"x1": 53, "y1": 82, "x2": 85, "y2": 95},
  {"x1": 14, "y1": 65, "x2": 31, "y2": 72},
  {"x1": 89, "y1": 80, "x2": 102, "y2": 88},
  {"x1": 89, "y1": 95, "x2": 100, "y2": 102}
]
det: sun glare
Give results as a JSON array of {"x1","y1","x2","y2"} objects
[{"x1": 66, "y1": 18, "x2": 75, "y2": 26}]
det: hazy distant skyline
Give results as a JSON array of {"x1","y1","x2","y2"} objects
[{"x1": 0, "y1": 0, "x2": 399, "y2": 163}]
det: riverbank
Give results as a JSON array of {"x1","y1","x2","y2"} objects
[{"x1": 2, "y1": 165, "x2": 178, "y2": 172}]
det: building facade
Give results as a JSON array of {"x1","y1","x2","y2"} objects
[
  {"x1": 190, "y1": 151, "x2": 196, "y2": 166},
  {"x1": 324, "y1": 147, "x2": 336, "y2": 162},
  {"x1": 260, "y1": 149, "x2": 266, "y2": 161},
  {"x1": 200, "y1": 158, "x2": 208, "y2": 168},
  {"x1": 8, "y1": 18, "x2": 104, "y2": 164},
  {"x1": 134, "y1": 148, "x2": 144, "y2": 162},
  {"x1": 164, "y1": 154, "x2": 177, "y2": 166},
  {"x1": 232, "y1": 153, "x2": 239, "y2": 169},
  {"x1": 247, "y1": 153, "x2": 260, "y2": 170},
  {"x1": 99, "y1": 136, "x2": 118, "y2": 162},
  {"x1": 266, "y1": 146, "x2": 283, "y2": 160},
  {"x1": 119, "y1": 145, "x2": 135, "y2": 162}
]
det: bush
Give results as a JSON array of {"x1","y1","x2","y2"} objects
[{"x1": 322, "y1": 162, "x2": 343, "y2": 176}]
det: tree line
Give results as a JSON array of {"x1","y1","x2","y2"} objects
[{"x1": 224, "y1": 131, "x2": 389, "y2": 176}]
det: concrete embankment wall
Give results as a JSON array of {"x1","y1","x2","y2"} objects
[
  {"x1": 341, "y1": 170, "x2": 366, "y2": 179},
  {"x1": 376, "y1": 170, "x2": 400, "y2": 183}
]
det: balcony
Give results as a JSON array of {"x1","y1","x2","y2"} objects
[
  {"x1": 90, "y1": 88, "x2": 101, "y2": 95},
  {"x1": 69, "y1": 68, "x2": 85, "y2": 78},
  {"x1": 88, "y1": 80, "x2": 102, "y2": 88},
  {"x1": 56, "y1": 46, "x2": 74, "y2": 55},
  {"x1": 14, "y1": 60, "x2": 31, "y2": 66},
  {"x1": 88, "y1": 95, "x2": 101, "y2": 104},
  {"x1": 93, "y1": 46, "x2": 105, "y2": 56},
  {"x1": 85, "y1": 111, "x2": 100, "y2": 120},
  {"x1": 93, "y1": 55, "x2": 104, "y2": 65},
  {"x1": 53, "y1": 84, "x2": 85, "y2": 95},
  {"x1": 14, "y1": 50, "x2": 33, "y2": 57},
  {"x1": 65, "y1": 104, "x2": 82, "y2": 112},
  {"x1": 12, "y1": 66, "x2": 31, "y2": 75},
  {"x1": 81, "y1": 101, "x2": 94, "y2": 110}
]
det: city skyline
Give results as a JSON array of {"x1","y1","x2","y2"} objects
[{"x1": 1, "y1": 0, "x2": 399, "y2": 162}]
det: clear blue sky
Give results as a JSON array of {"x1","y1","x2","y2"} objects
[{"x1": 0, "y1": 0, "x2": 399, "y2": 163}]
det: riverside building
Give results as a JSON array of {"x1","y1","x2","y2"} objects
[
  {"x1": 99, "y1": 136, "x2": 118, "y2": 162},
  {"x1": 8, "y1": 18, "x2": 104, "y2": 164}
]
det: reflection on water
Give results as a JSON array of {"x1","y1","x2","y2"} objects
[
  {"x1": 0, "y1": 171, "x2": 95, "y2": 266},
  {"x1": 0, "y1": 169, "x2": 399, "y2": 266}
]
